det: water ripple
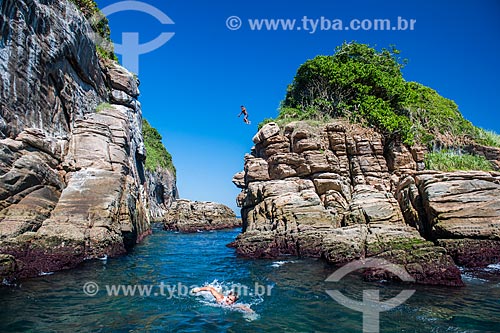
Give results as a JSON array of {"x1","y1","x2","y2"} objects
[{"x1": 1, "y1": 229, "x2": 499, "y2": 332}]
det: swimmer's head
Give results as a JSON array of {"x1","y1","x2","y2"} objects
[{"x1": 226, "y1": 291, "x2": 239, "y2": 305}]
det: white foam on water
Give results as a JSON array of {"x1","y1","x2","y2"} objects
[
  {"x1": 1, "y1": 278, "x2": 16, "y2": 286},
  {"x1": 39, "y1": 272, "x2": 54, "y2": 276},
  {"x1": 241, "y1": 309, "x2": 260, "y2": 322},
  {"x1": 485, "y1": 263, "x2": 500, "y2": 272},
  {"x1": 270, "y1": 260, "x2": 296, "y2": 268},
  {"x1": 271, "y1": 261, "x2": 286, "y2": 268},
  {"x1": 461, "y1": 272, "x2": 488, "y2": 283}
]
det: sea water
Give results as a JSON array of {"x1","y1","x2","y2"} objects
[{"x1": 1, "y1": 227, "x2": 499, "y2": 332}]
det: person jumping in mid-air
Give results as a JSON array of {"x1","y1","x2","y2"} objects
[
  {"x1": 191, "y1": 286, "x2": 253, "y2": 313},
  {"x1": 238, "y1": 105, "x2": 251, "y2": 124}
]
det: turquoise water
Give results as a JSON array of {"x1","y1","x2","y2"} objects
[{"x1": 1, "y1": 227, "x2": 500, "y2": 332}]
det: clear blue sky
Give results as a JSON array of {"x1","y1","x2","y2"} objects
[{"x1": 96, "y1": 0, "x2": 500, "y2": 212}]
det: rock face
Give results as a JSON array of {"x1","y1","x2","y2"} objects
[
  {"x1": 465, "y1": 144, "x2": 500, "y2": 171},
  {"x1": 164, "y1": 200, "x2": 241, "y2": 232},
  {"x1": 0, "y1": 0, "x2": 107, "y2": 138},
  {"x1": 146, "y1": 168, "x2": 179, "y2": 221},
  {"x1": 0, "y1": 0, "x2": 177, "y2": 281},
  {"x1": 397, "y1": 171, "x2": 500, "y2": 267},
  {"x1": 233, "y1": 121, "x2": 500, "y2": 286}
]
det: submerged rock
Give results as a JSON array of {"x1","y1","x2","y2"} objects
[{"x1": 164, "y1": 200, "x2": 241, "y2": 232}]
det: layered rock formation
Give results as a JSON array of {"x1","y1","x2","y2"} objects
[
  {"x1": 232, "y1": 121, "x2": 500, "y2": 286},
  {"x1": 164, "y1": 199, "x2": 241, "y2": 232},
  {"x1": 0, "y1": 0, "x2": 176, "y2": 281},
  {"x1": 0, "y1": 0, "x2": 107, "y2": 138},
  {"x1": 397, "y1": 171, "x2": 500, "y2": 267}
]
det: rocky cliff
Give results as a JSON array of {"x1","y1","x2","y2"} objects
[
  {"x1": 232, "y1": 121, "x2": 500, "y2": 286},
  {"x1": 142, "y1": 119, "x2": 178, "y2": 221},
  {"x1": 0, "y1": 0, "x2": 177, "y2": 281},
  {"x1": 146, "y1": 168, "x2": 178, "y2": 221},
  {"x1": 164, "y1": 199, "x2": 241, "y2": 232}
]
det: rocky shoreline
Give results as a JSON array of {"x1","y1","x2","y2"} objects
[
  {"x1": 1, "y1": 0, "x2": 498, "y2": 288},
  {"x1": 0, "y1": 0, "x2": 178, "y2": 281},
  {"x1": 164, "y1": 199, "x2": 241, "y2": 232},
  {"x1": 231, "y1": 122, "x2": 500, "y2": 286}
]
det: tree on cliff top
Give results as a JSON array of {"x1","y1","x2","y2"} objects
[
  {"x1": 276, "y1": 42, "x2": 494, "y2": 147},
  {"x1": 142, "y1": 119, "x2": 176, "y2": 175}
]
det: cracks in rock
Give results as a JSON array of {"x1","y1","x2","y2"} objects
[
  {"x1": 382, "y1": 138, "x2": 395, "y2": 172},
  {"x1": 345, "y1": 132, "x2": 357, "y2": 190},
  {"x1": 434, "y1": 186, "x2": 500, "y2": 200},
  {"x1": 295, "y1": 236, "x2": 301, "y2": 257},
  {"x1": 48, "y1": 72, "x2": 71, "y2": 133},
  {"x1": 411, "y1": 176, "x2": 433, "y2": 241},
  {"x1": 362, "y1": 223, "x2": 370, "y2": 259},
  {"x1": 0, "y1": 184, "x2": 45, "y2": 220},
  {"x1": 65, "y1": 54, "x2": 97, "y2": 91},
  {"x1": 394, "y1": 175, "x2": 443, "y2": 245}
]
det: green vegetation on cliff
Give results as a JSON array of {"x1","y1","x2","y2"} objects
[
  {"x1": 425, "y1": 150, "x2": 494, "y2": 172},
  {"x1": 142, "y1": 119, "x2": 176, "y2": 175},
  {"x1": 475, "y1": 129, "x2": 500, "y2": 148},
  {"x1": 69, "y1": 0, "x2": 117, "y2": 61},
  {"x1": 268, "y1": 42, "x2": 498, "y2": 148},
  {"x1": 95, "y1": 102, "x2": 113, "y2": 113},
  {"x1": 281, "y1": 42, "x2": 415, "y2": 144}
]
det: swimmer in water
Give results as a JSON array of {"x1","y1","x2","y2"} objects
[{"x1": 191, "y1": 286, "x2": 253, "y2": 313}]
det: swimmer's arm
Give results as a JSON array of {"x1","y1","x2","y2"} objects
[
  {"x1": 233, "y1": 304, "x2": 254, "y2": 313},
  {"x1": 192, "y1": 286, "x2": 224, "y2": 303}
]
